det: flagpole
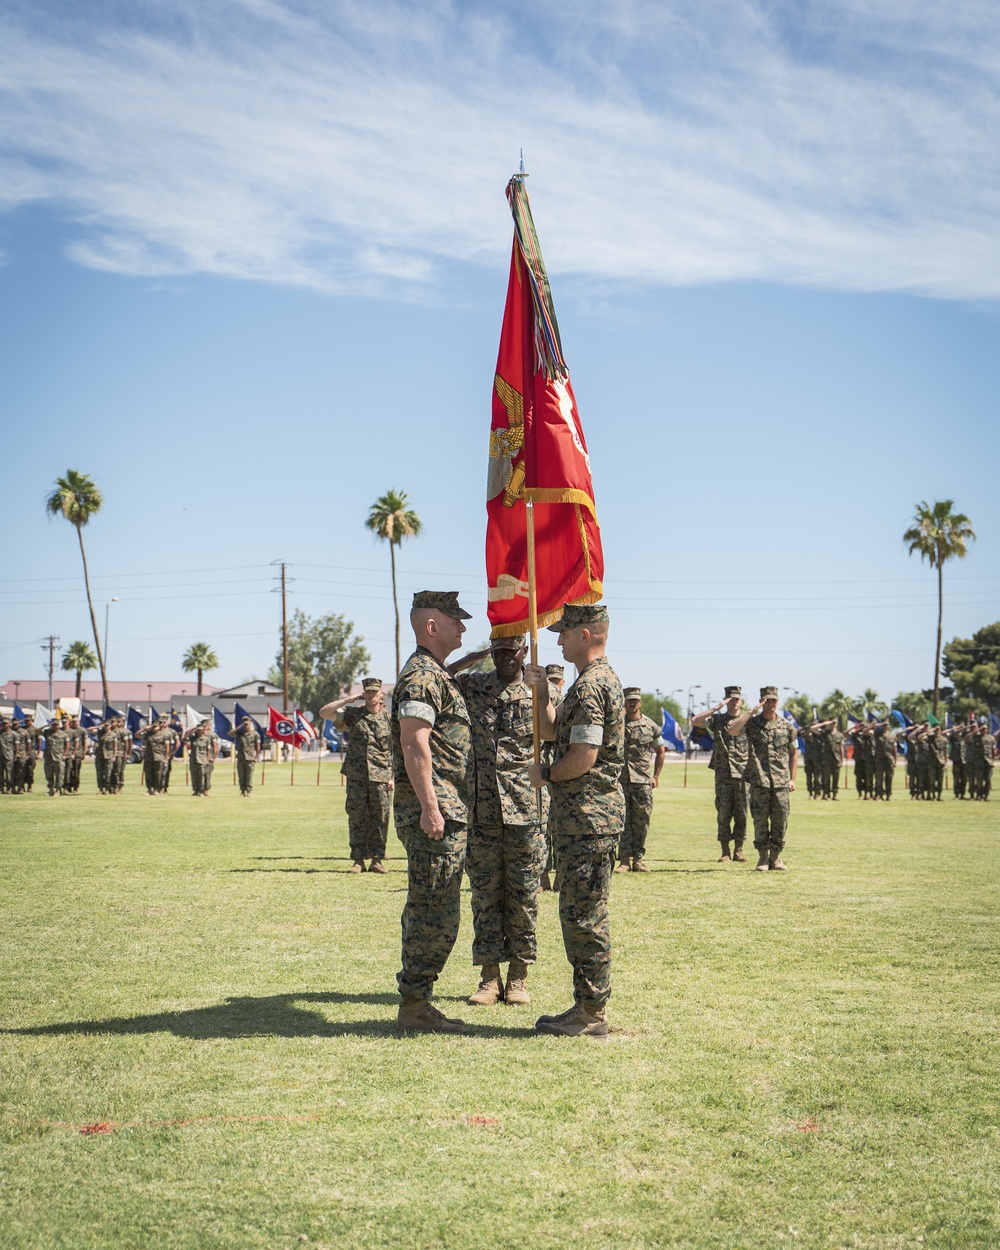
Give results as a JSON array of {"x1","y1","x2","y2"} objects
[{"x1": 525, "y1": 499, "x2": 544, "y2": 823}]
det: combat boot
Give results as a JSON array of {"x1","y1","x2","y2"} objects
[
  {"x1": 631, "y1": 857, "x2": 650, "y2": 872},
  {"x1": 396, "y1": 997, "x2": 467, "y2": 1034},
  {"x1": 468, "y1": 964, "x2": 503, "y2": 1005},
  {"x1": 768, "y1": 856, "x2": 788, "y2": 871},
  {"x1": 755, "y1": 851, "x2": 770, "y2": 871},
  {"x1": 614, "y1": 858, "x2": 631, "y2": 873},
  {"x1": 732, "y1": 843, "x2": 747, "y2": 863},
  {"x1": 717, "y1": 841, "x2": 732, "y2": 862},
  {"x1": 368, "y1": 860, "x2": 388, "y2": 874},
  {"x1": 349, "y1": 860, "x2": 366, "y2": 873},
  {"x1": 504, "y1": 961, "x2": 530, "y2": 1005},
  {"x1": 535, "y1": 1002, "x2": 608, "y2": 1039}
]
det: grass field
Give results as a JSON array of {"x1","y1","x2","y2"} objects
[{"x1": 1, "y1": 759, "x2": 998, "y2": 1249}]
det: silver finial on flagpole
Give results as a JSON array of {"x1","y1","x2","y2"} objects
[{"x1": 518, "y1": 148, "x2": 528, "y2": 177}]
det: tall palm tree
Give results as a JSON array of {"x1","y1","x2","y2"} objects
[
  {"x1": 61, "y1": 641, "x2": 98, "y2": 698},
  {"x1": 858, "y1": 688, "x2": 888, "y2": 721},
  {"x1": 820, "y1": 688, "x2": 857, "y2": 730},
  {"x1": 181, "y1": 642, "x2": 220, "y2": 696},
  {"x1": 366, "y1": 489, "x2": 423, "y2": 677},
  {"x1": 904, "y1": 500, "x2": 976, "y2": 716},
  {"x1": 46, "y1": 470, "x2": 109, "y2": 704}
]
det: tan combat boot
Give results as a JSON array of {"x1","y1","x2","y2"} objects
[
  {"x1": 504, "y1": 962, "x2": 530, "y2": 1005},
  {"x1": 535, "y1": 1002, "x2": 609, "y2": 1039},
  {"x1": 732, "y1": 843, "x2": 747, "y2": 863},
  {"x1": 768, "y1": 856, "x2": 788, "y2": 871},
  {"x1": 614, "y1": 858, "x2": 631, "y2": 873},
  {"x1": 468, "y1": 963, "x2": 503, "y2": 1005},
  {"x1": 755, "y1": 851, "x2": 770, "y2": 871},
  {"x1": 368, "y1": 860, "x2": 388, "y2": 874},
  {"x1": 718, "y1": 841, "x2": 732, "y2": 862},
  {"x1": 349, "y1": 860, "x2": 366, "y2": 873},
  {"x1": 396, "y1": 996, "x2": 467, "y2": 1034},
  {"x1": 631, "y1": 857, "x2": 650, "y2": 872}
]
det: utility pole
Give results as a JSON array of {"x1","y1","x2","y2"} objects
[
  {"x1": 272, "y1": 561, "x2": 292, "y2": 713},
  {"x1": 42, "y1": 635, "x2": 60, "y2": 711}
]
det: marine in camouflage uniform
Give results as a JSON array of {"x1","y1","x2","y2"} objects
[
  {"x1": 64, "y1": 717, "x2": 86, "y2": 794},
  {"x1": 454, "y1": 635, "x2": 546, "y2": 1006},
  {"x1": 693, "y1": 687, "x2": 749, "y2": 861},
  {"x1": 872, "y1": 723, "x2": 898, "y2": 799},
  {"x1": 392, "y1": 591, "x2": 475, "y2": 1035},
  {"x1": 540, "y1": 663, "x2": 566, "y2": 890},
  {"x1": 229, "y1": 718, "x2": 260, "y2": 796},
  {"x1": 111, "y1": 719, "x2": 130, "y2": 792},
  {"x1": 949, "y1": 727, "x2": 968, "y2": 799},
  {"x1": 617, "y1": 687, "x2": 664, "y2": 871},
  {"x1": 322, "y1": 679, "x2": 393, "y2": 872},
  {"x1": 820, "y1": 723, "x2": 844, "y2": 799},
  {"x1": 94, "y1": 720, "x2": 113, "y2": 793},
  {"x1": 12, "y1": 718, "x2": 34, "y2": 793},
  {"x1": 43, "y1": 720, "x2": 69, "y2": 796},
  {"x1": 801, "y1": 723, "x2": 823, "y2": 799},
  {"x1": 527, "y1": 603, "x2": 625, "y2": 1040},
  {"x1": 0, "y1": 717, "x2": 14, "y2": 793},
  {"x1": 727, "y1": 686, "x2": 797, "y2": 871},
  {"x1": 926, "y1": 727, "x2": 947, "y2": 800},
  {"x1": 186, "y1": 721, "x2": 220, "y2": 795},
  {"x1": 141, "y1": 718, "x2": 174, "y2": 795},
  {"x1": 21, "y1": 717, "x2": 40, "y2": 792}
]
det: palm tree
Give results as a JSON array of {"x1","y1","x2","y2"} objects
[
  {"x1": 181, "y1": 642, "x2": 220, "y2": 695},
  {"x1": 366, "y1": 489, "x2": 423, "y2": 677},
  {"x1": 61, "y1": 641, "x2": 98, "y2": 698},
  {"x1": 904, "y1": 500, "x2": 976, "y2": 716},
  {"x1": 858, "y1": 688, "x2": 888, "y2": 721},
  {"x1": 46, "y1": 470, "x2": 109, "y2": 704},
  {"x1": 820, "y1": 688, "x2": 857, "y2": 730}
]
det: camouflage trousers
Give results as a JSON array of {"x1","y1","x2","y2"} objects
[
  {"x1": 874, "y1": 757, "x2": 895, "y2": 799},
  {"x1": 466, "y1": 822, "x2": 545, "y2": 966},
  {"x1": 237, "y1": 758, "x2": 255, "y2": 795},
  {"x1": 65, "y1": 757, "x2": 81, "y2": 793},
  {"x1": 748, "y1": 784, "x2": 790, "y2": 854},
  {"x1": 822, "y1": 758, "x2": 841, "y2": 797},
  {"x1": 190, "y1": 760, "x2": 215, "y2": 795},
  {"x1": 345, "y1": 779, "x2": 390, "y2": 861},
  {"x1": 94, "y1": 755, "x2": 109, "y2": 792},
  {"x1": 952, "y1": 760, "x2": 967, "y2": 799},
  {"x1": 0, "y1": 757, "x2": 13, "y2": 792},
  {"x1": 22, "y1": 756, "x2": 36, "y2": 791},
  {"x1": 804, "y1": 758, "x2": 819, "y2": 797},
  {"x1": 44, "y1": 758, "x2": 66, "y2": 794},
  {"x1": 714, "y1": 777, "x2": 748, "y2": 844},
  {"x1": 620, "y1": 784, "x2": 654, "y2": 861},
  {"x1": 554, "y1": 834, "x2": 616, "y2": 1009},
  {"x1": 144, "y1": 759, "x2": 169, "y2": 793},
  {"x1": 397, "y1": 821, "x2": 467, "y2": 1000}
]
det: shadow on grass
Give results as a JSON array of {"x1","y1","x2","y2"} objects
[{"x1": 1, "y1": 992, "x2": 537, "y2": 1041}]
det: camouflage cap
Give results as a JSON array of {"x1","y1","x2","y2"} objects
[
  {"x1": 724, "y1": 685, "x2": 742, "y2": 697},
  {"x1": 361, "y1": 678, "x2": 383, "y2": 691},
  {"x1": 623, "y1": 686, "x2": 642, "y2": 701},
  {"x1": 545, "y1": 664, "x2": 565, "y2": 678},
  {"x1": 546, "y1": 602, "x2": 610, "y2": 632},
  {"x1": 491, "y1": 634, "x2": 526, "y2": 651},
  {"x1": 411, "y1": 590, "x2": 472, "y2": 620},
  {"x1": 759, "y1": 686, "x2": 779, "y2": 700}
]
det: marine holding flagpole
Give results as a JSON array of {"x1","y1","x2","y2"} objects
[{"x1": 485, "y1": 168, "x2": 625, "y2": 1038}]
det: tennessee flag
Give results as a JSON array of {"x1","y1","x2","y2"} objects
[{"x1": 486, "y1": 176, "x2": 604, "y2": 638}]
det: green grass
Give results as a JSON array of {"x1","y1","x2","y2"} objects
[{"x1": 1, "y1": 759, "x2": 997, "y2": 1249}]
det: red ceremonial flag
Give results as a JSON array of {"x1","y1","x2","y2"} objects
[
  {"x1": 486, "y1": 176, "x2": 603, "y2": 638},
  {"x1": 268, "y1": 705, "x2": 298, "y2": 745}
]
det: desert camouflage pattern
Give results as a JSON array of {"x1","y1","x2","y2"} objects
[
  {"x1": 396, "y1": 826, "x2": 468, "y2": 1000},
  {"x1": 465, "y1": 823, "x2": 546, "y2": 966},
  {"x1": 622, "y1": 713, "x2": 661, "y2": 784},
  {"x1": 820, "y1": 726, "x2": 845, "y2": 798},
  {"x1": 341, "y1": 705, "x2": 393, "y2": 784},
  {"x1": 744, "y1": 713, "x2": 797, "y2": 789},
  {"x1": 549, "y1": 656, "x2": 625, "y2": 840},
  {"x1": 707, "y1": 709, "x2": 749, "y2": 780},
  {"x1": 456, "y1": 669, "x2": 545, "y2": 825},
  {"x1": 345, "y1": 780, "x2": 391, "y2": 861},
  {"x1": 554, "y1": 833, "x2": 617, "y2": 1008},
  {"x1": 749, "y1": 784, "x2": 791, "y2": 854},
  {"x1": 234, "y1": 725, "x2": 260, "y2": 795},
  {"x1": 714, "y1": 776, "x2": 749, "y2": 844},
  {"x1": 620, "y1": 784, "x2": 654, "y2": 862},
  {"x1": 42, "y1": 724, "x2": 69, "y2": 794}
]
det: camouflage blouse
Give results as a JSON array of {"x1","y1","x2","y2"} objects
[
  {"x1": 341, "y1": 705, "x2": 392, "y2": 784},
  {"x1": 391, "y1": 646, "x2": 474, "y2": 827},
  {"x1": 234, "y1": 726, "x2": 260, "y2": 760},
  {"x1": 744, "y1": 713, "x2": 797, "y2": 788},
  {"x1": 621, "y1": 713, "x2": 662, "y2": 785},
  {"x1": 707, "y1": 710, "x2": 749, "y2": 780},
  {"x1": 549, "y1": 655, "x2": 625, "y2": 839},
  {"x1": 456, "y1": 669, "x2": 541, "y2": 826}
]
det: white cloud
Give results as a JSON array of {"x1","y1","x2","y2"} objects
[{"x1": 0, "y1": 0, "x2": 998, "y2": 298}]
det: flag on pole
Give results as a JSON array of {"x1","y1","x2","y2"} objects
[
  {"x1": 13, "y1": 703, "x2": 26, "y2": 724},
  {"x1": 213, "y1": 706, "x2": 233, "y2": 739},
  {"x1": 783, "y1": 708, "x2": 806, "y2": 753},
  {"x1": 661, "y1": 708, "x2": 684, "y2": 753},
  {"x1": 105, "y1": 704, "x2": 124, "y2": 721},
  {"x1": 485, "y1": 175, "x2": 604, "y2": 637},
  {"x1": 126, "y1": 706, "x2": 147, "y2": 739},
  {"x1": 890, "y1": 709, "x2": 912, "y2": 729},
  {"x1": 322, "y1": 719, "x2": 340, "y2": 750},
  {"x1": 689, "y1": 724, "x2": 714, "y2": 753},
  {"x1": 990, "y1": 712, "x2": 1000, "y2": 735},
  {"x1": 294, "y1": 709, "x2": 317, "y2": 746},
  {"x1": 267, "y1": 705, "x2": 298, "y2": 745},
  {"x1": 185, "y1": 704, "x2": 202, "y2": 732},
  {"x1": 236, "y1": 702, "x2": 268, "y2": 743},
  {"x1": 80, "y1": 705, "x2": 103, "y2": 730},
  {"x1": 34, "y1": 702, "x2": 53, "y2": 725}
]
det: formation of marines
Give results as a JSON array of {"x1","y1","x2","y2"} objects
[
  {"x1": 900, "y1": 721, "x2": 996, "y2": 801},
  {"x1": 94, "y1": 716, "x2": 132, "y2": 793},
  {"x1": 0, "y1": 715, "x2": 42, "y2": 794},
  {"x1": 800, "y1": 720, "x2": 846, "y2": 799},
  {"x1": 184, "y1": 718, "x2": 221, "y2": 796}
]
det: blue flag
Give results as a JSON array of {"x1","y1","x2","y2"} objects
[
  {"x1": 783, "y1": 708, "x2": 806, "y2": 753},
  {"x1": 890, "y1": 709, "x2": 912, "y2": 729},
  {"x1": 80, "y1": 706, "x2": 103, "y2": 730},
  {"x1": 126, "y1": 706, "x2": 147, "y2": 739},
  {"x1": 13, "y1": 703, "x2": 26, "y2": 724},
  {"x1": 660, "y1": 708, "x2": 684, "y2": 753},
  {"x1": 105, "y1": 704, "x2": 124, "y2": 721},
  {"x1": 689, "y1": 724, "x2": 714, "y2": 753},
  {"x1": 235, "y1": 702, "x2": 268, "y2": 741},
  {"x1": 991, "y1": 712, "x2": 1000, "y2": 736},
  {"x1": 866, "y1": 708, "x2": 881, "y2": 723},
  {"x1": 213, "y1": 706, "x2": 233, "y2": 739}
]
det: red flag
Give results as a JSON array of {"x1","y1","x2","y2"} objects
[
  {"x1": 268, "y1": 705, "x2": 298, "y2": 745},
  {"x1": 486, "y1": 177, "x2": 603, "y2": 638}
]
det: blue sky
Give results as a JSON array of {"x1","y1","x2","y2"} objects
[{"x1": 1, "y1": 0, "x2": 998, "y2": 707}]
